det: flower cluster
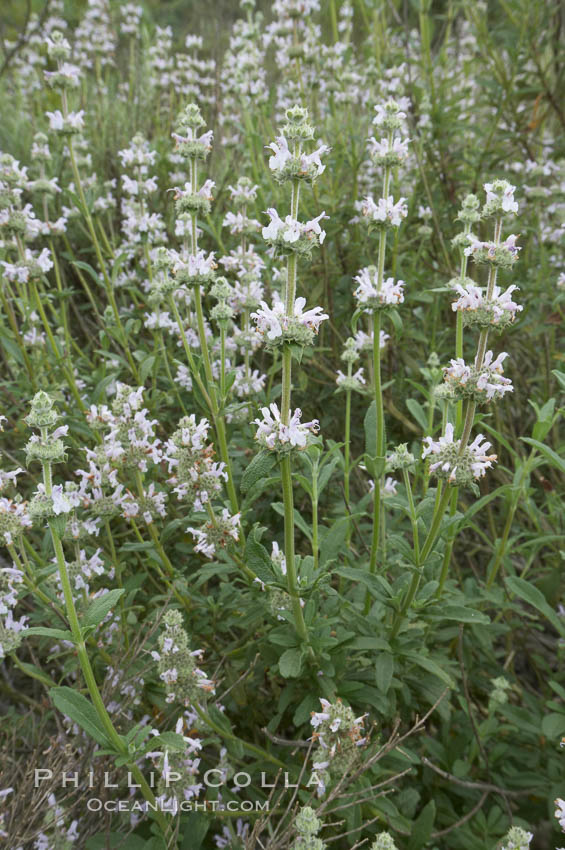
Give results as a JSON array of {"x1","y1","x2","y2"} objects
[
  {"x1": 353, "y1": 266, "x2": 404, "y2": 311},
  {"x1": 370, "y1": 835, "x2": 399, "y2": 850},
  {"x1": 361, "y1": 194, "x2": 408, "y2": 227},
  {"x1": 442, "y1": 350, "x2": 513, "y2": 403},
  {"x1": 253, "y1": 404, "x2": 319, "y2": 454},
  {"x1": 367, "y1": 135, "x2": 409, "y2": 167},
  {"x1": 228, "y1": 176, "x2": 259, "y2": 206},
  {"x1": 451, "y1": 281, "x2": 523, "y2": 329},
  {"x1": 386, "y1": 443, "x2": 415, "y2": 471},
  {"x1": 499, "y1": 826, "x2": 533, "y2": 850},
  {"x1": 336, "y1": 367, "x2": 365, "y2": 393},
  {"x1": 156, "y1": 247, "x2": 218, "y2": 292},
  {"x1": 164, "y1": 415, "x2": 226, "y2": 511},
  {"x1": 267, "y1": 134, "x2": 330, "y2": 184},
  {"x1": 262, "y1": 208, "x2": 328, "y2": 257},
  {"x1": 187, "y1": 508, "x2": 240, "y2": 559},
  {"x1": 172, "y1": 104, "x2": 213, "y2": 160},
  {"x1": 309, "y1": 698, "x2": 367, "y2": 796},
  {"x1": 172, "y1": 178, "x2": 215, "y2": 216},
  {"x1": 336, "y1": 337, "x2": 366, "y2": 393},
  {"x1": 85, "y1": 384, "x2": 162, "y2": 472},
  {"x1": 80, "y1": 385, "x2": 166, "y2": 526},
  {"x1": 152, "y1": 609, "x2": 214, "y2": 705},
  {"x1": 251, "y1": 294, "x2": 328, "y2": 347},
  {"x1": 482, "y1": 179, "x2": 519, "y2": 217},
  {"x1": 464, "y1": 233, "x2": 521, "y2": 268},
  {"x1": 118, "y1": 133, "x2": 165, "y2": 249},
  {"x1": 422, "y1": 423, "x2": 497, "y2": 487},
  {"x1": 146, "y1": 714, "x2": 205, "y2": 808},
  {"x1": 291, "y1": 806, "x2": 326, "y2": 850},
  {"x1": 46, "y1": 109, "x2": 85, "y2": 135},
  {"x1": 0, "y1": 566, "x2": 27, "y2": 660},
  {"x1": 0, "y1": 468, "x2": 30, "y2": 546}
]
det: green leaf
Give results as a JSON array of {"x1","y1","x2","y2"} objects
[
  {"x1": 529, "y1": 398, "x2": 556, "y2": 441},
  {"x1": 426, "y1": 605, "x2": 490, "y2": 625},
  {"x1": 552, "y1": 370, "x2": 565, "y2": 392},
  {"x1": 83, "y1": 589, "x2": 125, "y2": 629},
  {"x1": 317, "y1": 457, "x2": 339, "y2": 495},
  {"x1": 15, "y1": 660, "x2": 55, "y2": 688},
  {"x1": 334, "y1": 567, "x2": 391, "y2": 601},
  {"x1": 50, "y1": 687, "x2": 113, "y2": 748},
  {"x1": 244, "y1": 527, "x2": 275, "y2": 583},
  {"x1": 406, "y1": 398, "x2": 428, "y2": 432},
  {"x1": 408, "y1": 800, "x2": 436, "y2": 850},
  {"x1": 320, "y1": 516, "x2": 349, "y2": 567},
  {"x1": 271, "y1": 502, "x2": 313, "y2": 542},
  {"x1": 0, "y1": 328, "x2": 24, "y2": 365},
  {"x1": 241, "y1": 450, "x2": 277, "y2": 493},
  {"x1": 521, "y1": 437, "x2": 565, "y2": 474},
  {"x1": 375, "y1": 652, "x2": 394, "y2": 694},
  {"x1": 150, "y1": 731, "x2": 188, "y2": 751},
  {"x1": 279, "y1": 647, "x2": 304, "y2": 678},
  {"x1": 143, "y1": 839, "x2": 167, "y2": 850},
  {"x1": 25, "y1": 626, "x2": 75, "y2": 642},
  {"x1": 505, "y1": 576, "x2": 565, "y2": 637},
  {"x1": 541, "y1": 712, "x2": 565, "y2": 740},
  {"x1": 71, "y1": 259, "x2": 103, "y2": 288},
  {"x1": 364, "y1": 400, "x2": 376, "y2": 457},
  {"x1": 208, "y1": 703, "x2": 233, "y2": 734},
  {"x1": 181, "y1": 813, "x2": 209, "y2": 850},
  {"x1": 139, "y1": 354, "x2": 156, "y2": 384},
  {"x1": 403, "y1": 653, "x2": 455, "y2": 688},
  {"x1": 346, "y1": 636, "x2": 391, "y2": 651},
  {"x1": 86, "y1": 834, "x2": 146, "y2": 850}
]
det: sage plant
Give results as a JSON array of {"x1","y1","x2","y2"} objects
[
  {"x1": 355, "y1": 99, "x2": 408, "y2": 583},
  {"x1": 251, "y1": 105, "x2": 329, "y2": 644},
  {"x1": 153, "y1": 103, "x2": 239, "y2": 514}
]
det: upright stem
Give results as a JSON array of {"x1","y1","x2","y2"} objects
[
  {"x1": 344, "y1": 384, "x2": 352, "y2": 545},
  {"x1": 279, "y1": 174, "x2": 310, "y2": 648},
  {"x1": 185, "y1": 146, "x2": 239, "y2": 516},
  {"x1": 365, "y1": 155, "x2": 391, "y2": 611},
  {"x1": 40, "y1": 456, "x2": 169, "y2": 836},
  {"x1": 369, "y1": 308, "x2": 384, "y2": 577},
  {"x1": 281, "y1": 454, "x2": 309, "y2": 644}
]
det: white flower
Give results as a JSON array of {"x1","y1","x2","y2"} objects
[
  {"x1": 222, "y1": 211, "x2": 261, "y2": 234},
  {"x1": 362, "y1": 195, "x2": 407, "y2": 226},
  {"x1": 251, "y1": 295, "x2": 328, "y2": 340},
  {"x1": 253, "y1": 403, "x2": 319, "y2": 451},
  {"x1": 262, "y1": 209, "x2": 328, "y2": 246},
  {"x1": 267, "y1": 135, "x2": 291, "y2": 171},
  {"x1": 354, "y1": 268, "x2": 404, "y2": 308},
  {"x1": 373, "y1": 102, "x2": 406, "y2": 126},
  {"x1": 451, "y1": 281, "x2": 523, "y2": 323},
  {"x1": 44, "y1": 62, "x2": 81, "y2": 87},
  {"x1": 262, "y1": 207, "x2": 284, "y2": 241},
  {"x1": 172, "y1": 128, "x2": 213, "y2": 149},
  {"x1": 484, "y1": 181, "x2": 518, "y2": 214},
  {"x1": 46, "y1": 110, "x2": 85, "y2": 132},
  {"x1": 423, "y1": 423, "x2": 497, "y2": 483},
  {"x1": 381, "y1": 477, "x2": 397, "y2": 496},
  {"x1": 367, "y1": 136, "x2": 410, "y2": 159},
  {"x1": 304, "y1": 211, "x2": 328, "y2": 242},
  {"x1": 444, "y1": 351, "x2": 513, "y2": 400},
  {"x1": 51, "y1": 484, "x2": 72, "y2": 515},
  {"x1": 336, "y1": 367, "x2": 365, "y2": 387}
]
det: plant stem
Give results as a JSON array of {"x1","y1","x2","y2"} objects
[
  {"x1": 47, "y1": 519, "x2": 169, "y2": 835},
  {"x1": 403, "y1": 468, "x2": 420, "y2": 562}
]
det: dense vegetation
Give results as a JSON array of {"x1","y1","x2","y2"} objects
[{"x1": 0, "y1": 1, "x2": 563, "y2": 848}]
